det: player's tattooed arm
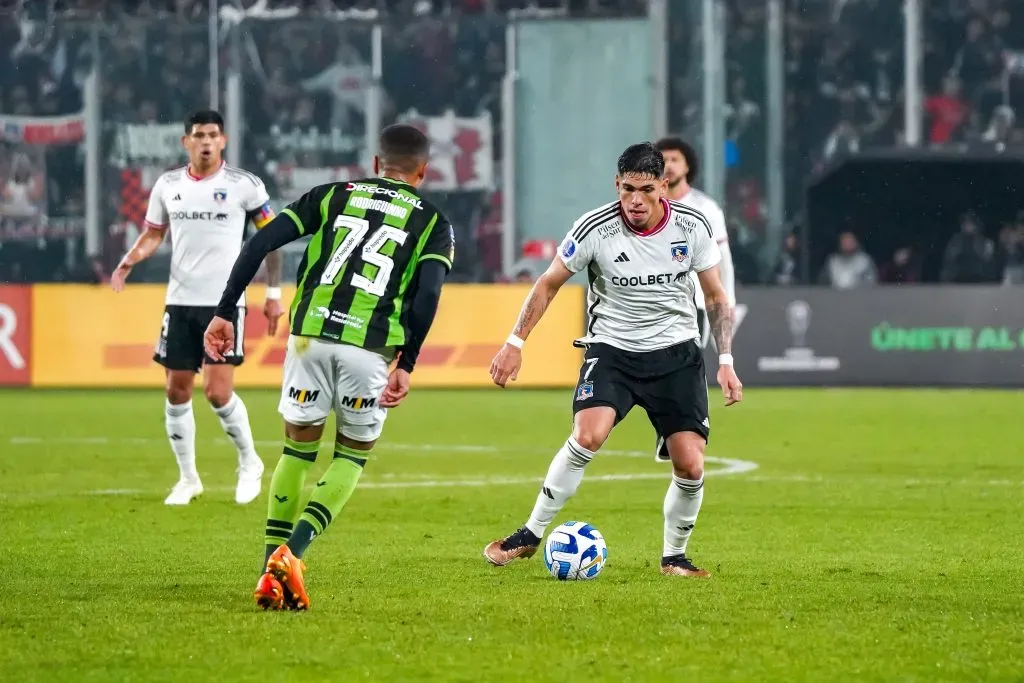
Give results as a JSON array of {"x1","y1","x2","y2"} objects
[
  {"x1": 512, "y1": 285, "x2": 557, "y2": 339},
  {"x1": 705, "y1": 300, "x2": 733, "y2": 354},
  {"x1": 697, "y1": 265, "x2": 733, "y2": 354},
  {"x1": 510, "y1": 259, "x2": 575, "y2": 340}
]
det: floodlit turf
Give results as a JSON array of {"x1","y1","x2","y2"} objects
[{"x1": 1, "y1": 387, "x2": 1022, "y2": 682}]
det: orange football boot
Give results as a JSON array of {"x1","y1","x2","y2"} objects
[
  {"x1": 265, "y1": 544, "x2": 310, "y2": 610},
  {"x1": 254, "y1": 572, "x2": 285, "y2": 610}
]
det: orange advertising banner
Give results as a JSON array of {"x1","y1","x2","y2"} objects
[{"x1": 30, "y1": 284, "x2": 584, "y2": 388}]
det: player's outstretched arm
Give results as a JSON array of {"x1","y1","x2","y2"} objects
[
  {"x1": 490, "y1": 258, "x2": 574, "y2": 388},
  {"x1": 111, "y1": 226, "x2": 165, "y2": 292},
  {"x1": 204, "y1": 216, "x2": 301, "y2": 361},
  {"x1": 696, "y1": 265, "x2": 743, "y2": 406}
]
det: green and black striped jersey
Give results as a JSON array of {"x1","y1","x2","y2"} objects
[{"x1": 279, "y1": 177, "x2": 454, "y2": 348}]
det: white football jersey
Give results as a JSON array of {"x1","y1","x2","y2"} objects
[
  {"x1": 144, "y1": 163, "x2": 272, "y2": 306},
  {"x1": 673, "y1": 187, "x2": 727, "y2": 309},
  {"x1": 559, "y1": 199, "x2": 721, "y2": 353}
]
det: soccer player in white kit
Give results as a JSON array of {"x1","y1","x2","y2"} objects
[
  {"x1": 110, "y1": 110, "x2": 283, "y2": 506},
  {"x1": 656, "y1": 137, "x2": 735, "y2": 348},
  {"x1": 484, "y1": 142, "x2": 743, "y2": 577}
]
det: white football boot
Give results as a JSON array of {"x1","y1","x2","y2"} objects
[
  {"x1": 164, "y1": 478, "x2": 204, "y2": 505},
  {"x1": 235, "y1": 458, "x2": 264, "y2": 504}
]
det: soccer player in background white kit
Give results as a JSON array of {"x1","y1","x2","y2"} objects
[
  {"x1": 655, "y1": 138, "x2": 735, "y2": 347},
  {"x1": 484, "y1": 142, "x2": 742, "y2": 578},
  {"x1": 654, "y1": 137, "x2": 736, "y2": 463},
  {"x1": 111, "y1": 110, "x2": 283, "y2": 506}
]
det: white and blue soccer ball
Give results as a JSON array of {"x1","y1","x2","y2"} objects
[{"x1": 543, "y1": 521, "x2": 608, "y2": 581}]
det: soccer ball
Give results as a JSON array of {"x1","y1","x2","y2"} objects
[{"x1": 543, "y1": 521, "x2": 608, "y2": 581}]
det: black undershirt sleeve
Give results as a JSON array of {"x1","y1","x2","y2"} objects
[
  {"x1": 396, "y1": 259, "x2": 448, "y2": 373},
  {"x1": 214, "y1": 216, "x2": 301, "y2": 319}
]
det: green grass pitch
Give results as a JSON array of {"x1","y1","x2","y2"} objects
[{"x1": 1, "y1": 388, "x2": 1022, "y2": 681}]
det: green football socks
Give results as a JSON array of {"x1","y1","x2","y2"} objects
[
  {"x1": 264, "y1": 438, "x2": 319, "y2": 565},
  {"x1": 286, "y1": 443, "x2": 369, "y2": 558}
]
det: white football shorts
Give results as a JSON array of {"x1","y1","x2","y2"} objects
[{"x1": 278, "y1": 335, "x2": 390, "y2": 441}]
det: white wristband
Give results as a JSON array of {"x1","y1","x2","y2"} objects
[
  {"x1": 718, "y1": 353, "x2": 734, "y2": 366},
  {"x1": 265, "y1": 286, "x2": 282, "y2": 300},
  {"x1": 506, "y1": 334, "x2": 524, "y2": 349}
]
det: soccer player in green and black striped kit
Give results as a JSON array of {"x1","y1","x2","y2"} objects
[{"x1": 203, "y1": 124, "x2": 455, "y2": 610}]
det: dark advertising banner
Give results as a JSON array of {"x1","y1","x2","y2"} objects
[{"x1": 705, "y1": 287, "x2": 1024, "y2": 388}]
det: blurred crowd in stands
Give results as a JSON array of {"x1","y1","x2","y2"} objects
[{"x1": 0, "y1": 0, "x2": 1021, "y2": 286}]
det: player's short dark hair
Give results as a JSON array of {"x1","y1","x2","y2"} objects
[
  {"x1": 655, "y1": 136, "x2": 699, "y2": 183},
  {"x1": 378, "y1": 124, "x2": 431, "y2": 173},
  {"x1": 185, "y1": 110, "x2": 224, "y2": 134},
  {"x1": 617, "y1": 142, "x2": 665, "y2": 179}
]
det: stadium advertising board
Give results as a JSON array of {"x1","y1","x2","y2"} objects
[
  {"x1": 704, "y1": 287, "x2": 1024, "y2": 387},
  {"x1": 0, "y1": 285, "x2": 31, "y2": 386},
  {"x1": 30, "y1": 284, "x2": 583, "y2": 389}
]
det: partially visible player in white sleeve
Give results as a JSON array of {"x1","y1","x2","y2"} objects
[
  {"x1": 656, "y1": 137, "x2": 735, "y2": 349},
  {"x1": 110, "y1": 110, "x2": 284, "y2": 507}
]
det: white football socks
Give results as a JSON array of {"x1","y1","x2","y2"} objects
[
  {"x1": 213, "y1": 393, "x2": 260, "y2": 465},
  {"x1": 663, "y1": 474, "x2": 704, "y2": 557},
  {"x1": 525, "y1": 437, "x2": 594, "y2": 538},
  {"x1": 165, "y1": 399, "x2": 198, "y2": 481}
]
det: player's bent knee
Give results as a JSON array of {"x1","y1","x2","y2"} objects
[
  {"x1": 665, "y1": 432, "x2": 706, "y2": 479},
  {"x1": 165, "y1": 371, "x2": 193, "y2": 404},
  {"x1": 203, "y1": 383, "x2": 232, "y2": 408},
  {"x1": 166, "y1": 386, "x2": 191, "y2": 405},
  {"x1": 202, "y1": 369, "x2": 235, "y2": 407},
  {"x1": 677, "y1": 463, "x2": 704, "y2": 480},
  {"x1": 572, "y1": 407, "x2": 616, "y2": 451},
  {"x1": 674, "y1": 459, "x2": 704, "y2": 480},
  {"x1": 571, "y1": 425, "x2": 613, "y2": 452}
]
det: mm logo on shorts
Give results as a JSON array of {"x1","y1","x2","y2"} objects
[
  {"x1": 288, "y1": 387, "x2": 320, "y2": 403},
  {"x1": 341, "y1": 395, "x2": 376, "y2": 410}
]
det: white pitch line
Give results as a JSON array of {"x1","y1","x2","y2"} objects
[
  {"x1": 82, "y1": 460, "x2": 752, "y2": 497},
  {"x1": 1, "y1": 436, "x2": 752, "y2": 465},
  {"x1": 0, "y1": 435, "x2": 760, "y2": 498}
]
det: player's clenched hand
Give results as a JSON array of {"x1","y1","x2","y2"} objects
[
  {"x1": 203, "y1": 316, "x2": 235, "y2": 362},
  {"x1": 490, "y1": 344, "x2": 522, "y2": 388},
  {"x1": 717, "y1": 364, "x2": 743, "y2": 407},
  {"x1": 110, "y1": 263, "x2": 132, "y2": 293},
  {"x1": 263, "y1": 298, "x2": 283, "y2": 336},
  {"x1": 380, "y1": 368, "x2": 411, "y2": 408}
]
